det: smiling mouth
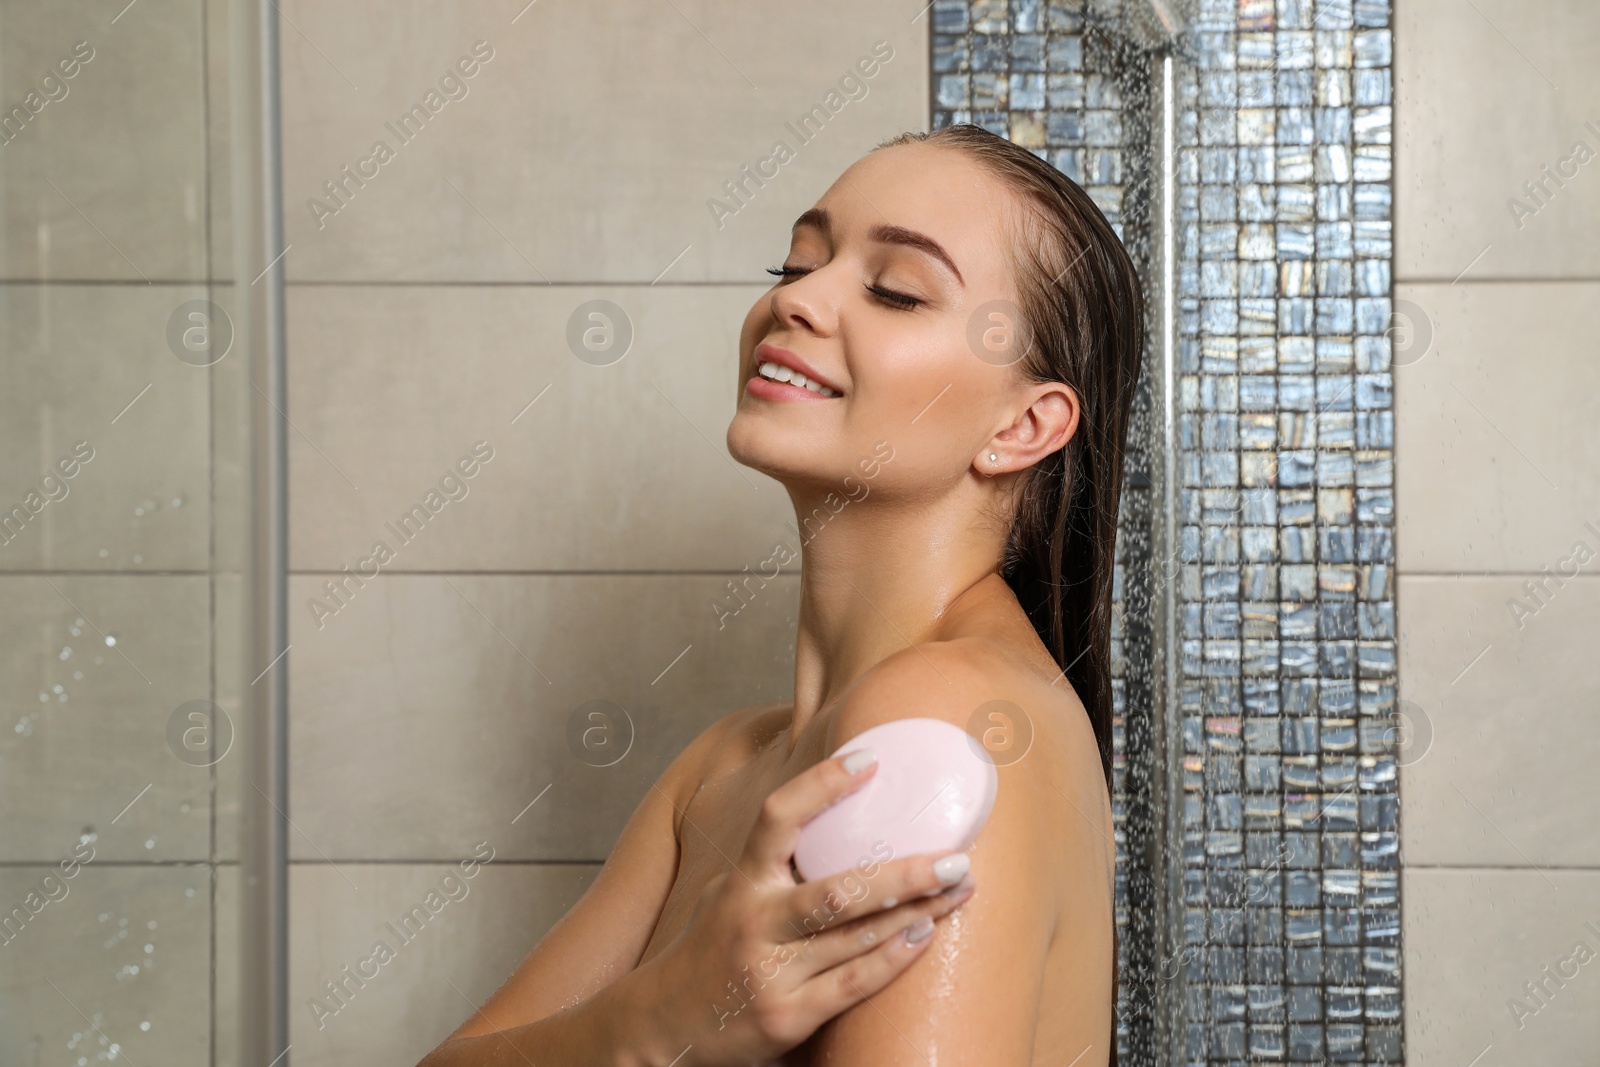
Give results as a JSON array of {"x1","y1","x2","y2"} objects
[{"x1": 753, "y1": 360, "x2": 842, "y2": 398}]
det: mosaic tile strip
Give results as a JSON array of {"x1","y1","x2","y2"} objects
[{"x1": 931, "y1": 0, "x2": 1400, "y2": 1062}]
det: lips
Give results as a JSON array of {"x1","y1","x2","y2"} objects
[{"x1": 751, "y1": 343, "x2": 845, "y2": 397}]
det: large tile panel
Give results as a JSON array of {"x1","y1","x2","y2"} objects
[
  {"x1": 215, "y1": 863, "x2": 241, "y2": 1067},
  {"x1": 1403, "y1": 868, "x2": 1600, "y2": 1066},
  {"x1": 0, "y1": 863, "x2": 213, "y2": 1065},
  {"x1": 1398, "y1": 574, "x2": 1600, "y2": 868},
  {"x1": 288, "y1": 572, "x2": 798, "y2": 861},
  {"x1": 285, "y1": 283, "x2": 796, "y2": 572},
  {"x1": 0, "y1": 575, "x2": 214, "y2": 861},
  {"x1": 277, "y1": 0, "x2": 928, "y2": 282},
  {"x1": 0, "y1": 283, "x2": 213, "y2": 571},
  {"x1": 1394, "y1": 281, "x2": 1600, "y2": 573},
  {"x1": 1396, "y1": 0, "x2": 1600, "y2": 280},
  {"x1": 0, "y1": 0, "x2": 209, "y2": 281},
  {"x1": 288, "y1": 861, "x2": 598, "y2": 1067}
]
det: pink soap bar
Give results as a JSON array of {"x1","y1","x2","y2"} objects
[{"x1": 794, "y1": 717, "x2": 998, "y2": 882}]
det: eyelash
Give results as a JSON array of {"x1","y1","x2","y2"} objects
[{"x1": 765, "y1": 266, "x2": 923, "y2": 310}]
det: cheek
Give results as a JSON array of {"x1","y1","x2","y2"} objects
[
  {"x1": 841, "y1": 319, "x2": 1008, "y2": 472},
  {"x1": 741, "y1": 294, "x2": 775, "y2": 354},
  {"x1": 851, "y1": 317, "x2": 978, "y2": 418}
]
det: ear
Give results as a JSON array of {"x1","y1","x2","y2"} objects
[{"x1": 973, "y1": 381, "x2": 1079, "y2": 476}]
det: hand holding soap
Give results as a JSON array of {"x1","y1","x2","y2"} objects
[{"x1": 794, "y1": 717, "x2": 998, "y2": 882}]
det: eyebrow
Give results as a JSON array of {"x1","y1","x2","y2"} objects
[{"x1": 792, "y1": 207, "x2": 965, "y2": 287}]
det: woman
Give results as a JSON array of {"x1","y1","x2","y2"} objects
[{"x1": 419, "y1": 123, "x2": 1145, "y2": 1067}]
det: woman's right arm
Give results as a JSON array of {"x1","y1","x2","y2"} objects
[
  {"x1": 414, "y1": 709, "x2": 735, "y2": 1066},
  {"x1": 416, "y1": 727, "x2": 979, "y2": 1067}
]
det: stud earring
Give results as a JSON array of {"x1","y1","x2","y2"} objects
[{"x1": 988, "y1": 453, "x2": 999, "y2": 463}]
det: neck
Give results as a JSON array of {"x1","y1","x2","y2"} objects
[{"x1": 784, "y1": 475, "x2": 1011, "y2": 744}]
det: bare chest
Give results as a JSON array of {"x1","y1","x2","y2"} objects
[{"x1": 638, "y1": 737, "x2": 801, "y2": 965}]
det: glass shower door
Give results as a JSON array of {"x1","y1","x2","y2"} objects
[{"x1": 0, "y1": 1, "x2": 280, "y2": 1063}]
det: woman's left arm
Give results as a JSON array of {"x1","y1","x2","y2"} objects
[{"x1": 801, "y1": 644, "x2": 1095, "y2": 1066}]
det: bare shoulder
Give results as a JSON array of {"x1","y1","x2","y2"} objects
[
  {"x1": 802, "y1": 639, "x2": 1114, "y2": 1064},
  {"x1": 824, "y1": 636, "x2": 1087, "y2": 766},
  {"x1": 824, "y1": 636, "x2": 1111, "y2": 863}
]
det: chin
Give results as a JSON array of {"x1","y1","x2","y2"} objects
[
  {"x1": 728, "y1": 411, "x2": 809, "y2": 481},
  {"x1": 726, "y1": 408, "x2": 843, "y2": 486}
]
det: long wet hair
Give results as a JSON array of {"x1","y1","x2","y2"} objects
[{"x1": 877, "y1": 123, "x2": 1147, "y2": 1064}]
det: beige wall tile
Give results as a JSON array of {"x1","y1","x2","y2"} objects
[
  {"x1": 1396, "y1": 0, "x2": 1600, "y2": 280},
  {"x1": 209, "y1": 283, "x2": 250, "y2": 577},
  {"x1": 214, "y1": 571, "x2": 244, "y2": 863},
  {"x1": 288, "y1": 861, "x2": 598, "y2": 1067},
  {"x1": 1403, "y1": 868, "x2": 1600, "y2": 1066},
  {"x1": 0, "y1": 0, "x2": 209, "y2": 281},
  {"x1": 205, "y1": 0, "x2": 235, "y2": 281},
  {"x1": 215, "y1": 863, "x2": 241, "y2": 1067},
  {"x1": 285, "y1": 283, "x2": 798, "y2": 571},
  {"x1": 1398, "y1": 574, "x2": 1600, "y2": 868},
  {"x1": 277, "y1": 0, "x2": 928, "y2": 282},
  {"x1": 288, "y1": 572, "x2": 798, "y2": 861},
  {"x1": 0, "y1": 283, "x2": 214, "y2": 571},
  {"x1": 0, "y1": 864, "x2": 214, "y2": 1064},
  {"x1": 1394, "y1": 281, "x2": 1600, "y2": 573},
  {"x1": 0, "y1": 575, "x2": 215, "y2": 860}
]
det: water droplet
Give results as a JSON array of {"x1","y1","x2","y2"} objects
[
  {"x1": 70, "y1": 626, "x2": 82, "y2": 636},
  {"x1": 53, "y1": 685, "x2": 64, "y2": 694},
  {"x1": 184, "y1": 887, "x2": 196, "y2": 898},
  {"x1": 132, "y1": 554, "x2": 143, "y2": 564},
  {"x1": 171, "y1": 497, "x2": 184, "y2": 508},
  {"x1": 98, "y1": 548, "x2": 109, "y2": 557},
  {"x1": 143, "y1": 944, "x2": 153, "y2": 954},
  {"x1": 143, "y1": 838, "x2": 155, "y2": 850},
  {"x1": 94, "y1": 656, "x2": 104, "y2": 665},
  {"x1": 104, "y1": 635, "x2": 117, "y2": 647},
  {"x1": 99, "y1": 913, "x2": 109, "y2": 922},
  {"x1": 118, "y1": 918, "x2": 128, "y2": 927},
  {"x1": 60, "y1": 646, "x2": 72, "y2": 660},
  {"x1": 134, "y1": 507, "x2": 145, "y2": 517},
  {"x1": 73, "y1": 671, "x2": 83, "y2": 680},
  {"x1": 147, "y1": 920, "x2": 157, "y2": 929},
  {"x1": 139, "y1": 1021, "x2": 151, "y2": 1032},
  {"x1": 38, "y1": 692, "x2": 49, "y2": 703}
]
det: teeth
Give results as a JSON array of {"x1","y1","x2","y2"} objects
[{"x1": 757, "y1": 360, "x2": 839, "y2": 397}]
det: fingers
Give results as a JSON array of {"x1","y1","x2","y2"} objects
[
  {"x1": 780, "y1": 849, "x2": 972, "y2": 935},
  {"x1": 790, "y1": 897, "x2": 958, "y2": 1022},
  {"x1": 741, "y1": 748, "x2": 879, "y2": 872},
  {"x1": 784, "y1": 874, "x2": 975, "y2": 978}
]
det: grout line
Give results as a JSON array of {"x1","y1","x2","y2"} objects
[
  {"x1": 0, "y1": 859, "x2": 610, "y2": 867},
  {"x1": 1393, "y1": 276, "x2": 1600, "y2": 285}
]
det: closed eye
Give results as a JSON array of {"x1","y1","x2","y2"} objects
[{"x1": 765, "y1": 266, "x2": 923, "y2": 310}]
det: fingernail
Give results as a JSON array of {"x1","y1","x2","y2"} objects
[
  {"x1": 933, "y1": 852, "x2": 969, "y2": 885},
  {"x1": 903, "y1": 916, "x2": 934, "y2": 944},
  {"x1": 841, "y1": 748, "x2": 877, "y2": 774},
  {"x1": 941, "y1": 874, "x2": 975, "y2": 898}
]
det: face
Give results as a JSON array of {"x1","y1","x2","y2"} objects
[{"x1": 726, "y1": 142, "x2": 1075, "y2": 498}]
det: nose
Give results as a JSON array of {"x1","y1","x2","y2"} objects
[{"x1": 768, "y1": 268, "x2": 839, "y2": 337}]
